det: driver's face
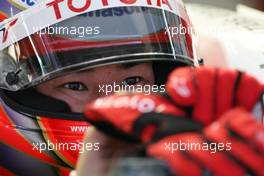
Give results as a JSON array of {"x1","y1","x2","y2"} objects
[{"x1": 36, "y1": 63, "x2": 154, "y2": 112}]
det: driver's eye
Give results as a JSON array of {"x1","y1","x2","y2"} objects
[
  {"x1": 122, "y1": 76, "x2": 143, "y2": 86},
  {"x1": 63, "y1": 82, "x2": 88, "y2": 91}
]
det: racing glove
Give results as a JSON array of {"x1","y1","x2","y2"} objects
[
  {"x1": 84, "y1": 93, "x2": 201, "y2": 142},
  {"x1": 148, "y1": 108, "x2": 264, "y2": 176},
  {"x1": 166, "y1": 67, "x2": 264, "y2": 125}
]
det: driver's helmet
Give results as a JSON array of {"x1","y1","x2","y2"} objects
[{"x1": 0, "y1": 0, "x2": 200, "y2": 175}]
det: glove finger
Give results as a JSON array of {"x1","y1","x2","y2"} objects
[
  {"x1": 212, "y1": 69, "x2": 240, "y2": 119},
  {"x1": 235, "y1": 72, "x2": 264, "y2": 111},
  {"x1": 167, "y1": 67, "x2": 218, "y2": 125},
  {"x1": 166, "y1": 67, "x2": 196, "y2": 107}
]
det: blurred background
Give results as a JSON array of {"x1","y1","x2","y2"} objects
[
  {"x1": 183, "y1": 0, "x2": 264, "y2": 11},
  {"x1": 182, "y1": 0, "x2": 264, "y2": 82}
]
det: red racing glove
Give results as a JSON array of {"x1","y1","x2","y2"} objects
[
  {"x1": 85, "y1": 93, "x2": 202, "y2": 142},
  {"x1": 166, "y1": 67, "x2": 264, "y2": 125},
  {"x1": 148, "y1": 108, "x2": 264, "y2": 176}
]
